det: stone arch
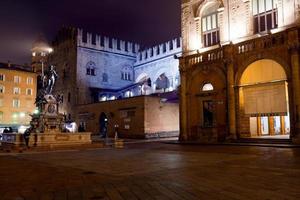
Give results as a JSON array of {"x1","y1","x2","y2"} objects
[
  {"x1": 152, "y1": 68, "x2": 173, "y2": 84},
  {"x1": 136, "y1": 72, "x2": 150, "y2": 83},
  {"x1": 187, "y1": 64, "x2": 227, "y2": 141},
  {"x1": 135, "y1": 73, "x2": 152, "y2": 95},
  {"x1": 196, "y1": 0, "x2": 223, "y2": 17},
  {"x1": 155, "y1": 73, "x2": 170, "y2": 91},
  {"x1": 236, "y1": 58, "x2": 291, "y2": 138},
  {"x1": 235, "y1": 55, "x2": 291, "y2": 86},
  {"x1": 188, "y1": 64, "x2": 226, "y2": 91}
]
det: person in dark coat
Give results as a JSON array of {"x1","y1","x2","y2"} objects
[{"x1": 23, "y1": 127, "x2": 32, "y2": 148}]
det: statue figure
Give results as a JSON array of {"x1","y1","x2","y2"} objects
[{"x1": 44, "y1": 65, "x2": 58, "y2": 94}]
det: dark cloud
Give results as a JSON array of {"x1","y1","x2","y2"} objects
[{"x1": 0, "y1": 0, "x2": 181, "y2": 64}]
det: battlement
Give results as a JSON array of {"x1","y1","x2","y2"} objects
[
  {"x1": 77, "y1": 29, "x2": 140, "y2": 57},
  {"x1": 135, "y1": 38, "x2": 182, "y2": 65}
]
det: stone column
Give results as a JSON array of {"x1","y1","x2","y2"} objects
[
  {"x1": 291, "y1": 46, "x2": 300, "y2": 142},
  {"x1": 268, "y1": 117, "x2": 275, "y2": 136},
  {"x1": 179, "y1": 58, "x2": 188, "y2": 141},
  {"x1": 257, "y1": 117, "x2": 262, "y2": 136},
  {"x1": 225, "y1": 45, "x2": 237, "y2": 140},
  {"x1": 280, "y1": 116, "x2": 286, "y2": 135},
  {"x1": 288, "y1": 29, "x2": 300, "y2": 143}
]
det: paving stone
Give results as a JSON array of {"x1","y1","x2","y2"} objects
[{"x1": 0, "y1": 142, "x2": 300, "y2": 200}]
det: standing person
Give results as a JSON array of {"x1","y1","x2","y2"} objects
[
  {"x1": 23, "y1": 127, "x2": 31, "y2": 148},
  {"x1": 114, "y1": 124, "x2": 119, "y2": 140}
]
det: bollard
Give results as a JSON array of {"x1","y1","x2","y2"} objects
[{"x1": 114, "y1": 139, "x2": 124, "y2": 148}]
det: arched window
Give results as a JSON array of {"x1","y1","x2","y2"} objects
[
  {"x1": 155, "y1": 74, "x2": 170, "y2": 92},
  {"x1": 202, "y1": 2, "x2": 220, "y2": 47},
  {"x1": 86, "y1": 61, "x2": 96, "y2": 76},
  {"x1": 121, "y1": 66, "x2": 133, "y2": 81},
  {"x1": 202, "y1": 83, "x2": 214, "y2": 91},
  {"x1": 253, "y1": 0, "x2": 277, "y2": 33}
]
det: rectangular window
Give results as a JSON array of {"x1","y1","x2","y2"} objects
[
  {"x1": 13, "y1": 87, "x2": 21, "y2": 95},
  {"x1": 0, "y1": 98, "x2": 3, "y2": 107},
  {"x1": 212, "y1": 14, "x2": 217, "y2": 29},
  {"x1": 203, "y1": 100, "x2": 214, "y2": 127},
  {"x1": 86, "y1": 68, "x2": 91, "y2": 75},
  {"x1": 258, "y1": 0, "x2": 265, "y2": 13},
  {"x1": 202, "y1": 12, "x2": 219, "y2": 47},
  {"x1": 0, "y1": 74, "x2": 5, "y2": 81},
  {"x1": 14, "y1": 76, "x2": 21, "y2": 84},
  {"x1": 0, "y1": 86, "x2": 5, "y2": 94},
  {"x1": 253, "y1": 0, "x2": 258, "y2": 15},
  {"x1": 27, "y1": 77, "x2": 33, "y2": 85},
  {"x1": 26, "y1": 88, "x2": 32, "y2": 95},
  {"x1": 13, "y1": 99, "x2": 20, "y2": 108},
  {"x1": 91, "y1": 69, "x2": 95, "y2": 76},
  {"x1": 253, "y1": 0, "x2": 277, "y2": 34}
]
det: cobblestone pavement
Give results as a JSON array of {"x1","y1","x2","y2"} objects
[{"x1": 0, "y1": 142, "x2": 300, "y2": 200}]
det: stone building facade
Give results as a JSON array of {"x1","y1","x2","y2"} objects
[
  {"x1": 0, "y1": 62, "x2": 37, "y2": 128},
  {"x1": 76, "y1": 96, "x2": 179, "y2": 139},
  {"x1": 179, "y1": 0, "x2": 300, "y2": 143},
  {"x1": 46, "y1": 28, "x2": 181, "y2": 136}
]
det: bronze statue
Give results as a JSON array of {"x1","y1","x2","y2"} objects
[{"x1": 44, "y1": 65, "x2": 58, "y2": 95}]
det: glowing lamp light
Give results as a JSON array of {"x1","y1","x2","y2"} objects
[
  {"x1": 47, "y1": 48, "x2": 53, "y2": 53},
  {"x1": 20, "y1": 112, "x2": 26, "y2": 118},
  {"x1": 34, "y1": 108, "x2": 39, "y2": 114}
]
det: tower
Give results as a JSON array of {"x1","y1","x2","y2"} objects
[{"x1": 31, "y1": 35, "x2": 53, "y2": 75}]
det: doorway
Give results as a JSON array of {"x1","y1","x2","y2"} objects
[
  {"x1": 239, "y1": 59, "x2": 290, "y2": 139},
  {"x1": 99, "y1": 112, "x2": 108, "y2": 138}
]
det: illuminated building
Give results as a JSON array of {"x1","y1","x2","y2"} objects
[
  {"x1": 47, "y1": 28, "x2": 181, "y2": 138},
  {"x1": 179, "y1": 0, "x2": 300, "y2": 143},
  {"x1": 0, "y1": 62, "x2": 37, "y2": 129}
]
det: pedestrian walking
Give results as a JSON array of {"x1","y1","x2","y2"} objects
[{"x1": 23, "y1": 127, "x2": 32, "y2": 148}]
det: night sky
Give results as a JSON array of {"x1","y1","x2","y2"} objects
[{"x1": 0, "y1": 0, "x2": 181, "y2": 64}]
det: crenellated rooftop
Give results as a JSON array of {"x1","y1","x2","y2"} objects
[
  {"x1": 77, "y1": 29, "x2": 140, "y2": 57},
  {"x1": 135, "y1": 38, "x2": 182, "y2": 65}
]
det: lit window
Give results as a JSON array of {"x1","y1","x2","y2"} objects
[
  {"x1": 201, "y1": 3, "x2": 220, "y2": 47},
  {"x1": 27, "y1": 77, "x2": 33, "y2": 85},
  {"x1": 253, "y1": 0, "x2": 277, "y2": 33},
  {"x1": 0, "y1": 74, "x2": 5, "y2": 81},
  {"x1": 14, "y1": 76, "x2": 21, "y2": 84},
  {"x1": 13, "y1": 87, "x2": 21, "y2": 95},
  {"x1": 13, "y1": 99, "x2": 20, "y2": 108},
  {"x1": 125, "y1": 91, "x2": 133, "y2": 98},
  {"x1": 32, "y1": 52, "x2": 36, "y2": 57},
  {"x1": 202, "y1": 83, "x2": 214, "y2": 91},
  {"x1": 26, "y1": 88, "x2": 32, "y2": 95},
  {"x1": 0, "y1": 85, "x2": 5, "y2": 94}
]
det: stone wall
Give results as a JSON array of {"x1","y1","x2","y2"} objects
[{"x1": 75, "y1": 96, "x2": 179, "y2": 139}]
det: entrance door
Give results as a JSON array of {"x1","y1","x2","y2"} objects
[{"x1": 99, "y1": 113, "x2": 108, "y2": 137}]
